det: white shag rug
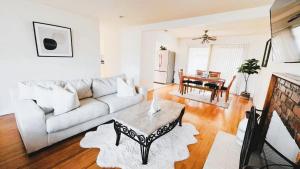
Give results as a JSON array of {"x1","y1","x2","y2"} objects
[
  {"x1": 80, "y1": 123, "x2": 199, "y2": 169},
  {"x1": 169, "y1": 90, "x2": 232, "y2": 109}
]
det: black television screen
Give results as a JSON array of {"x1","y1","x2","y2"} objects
[
  {"x1": 271, "y1": 0, "x2": 300, "y2": 63},
  {"x1": 239, "y1": 107, "x2": 259, "y2": 169}
]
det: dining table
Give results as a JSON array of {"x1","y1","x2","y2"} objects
[{"x1": 179, "y1": 74, "x2": 225, "y2": 102}]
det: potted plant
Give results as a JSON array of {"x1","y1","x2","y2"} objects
[
  {"x1": 160, "y1": 45, "x2": 167, "y2": 50},
  {"x1": 238, "y1": 58, "x2": 261, "y2": 99}
]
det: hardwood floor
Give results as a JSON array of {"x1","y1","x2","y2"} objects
[{"x1": 0, "y1": 85, "x2": 252, "y2": 169}]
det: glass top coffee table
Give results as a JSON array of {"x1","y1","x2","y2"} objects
[{"x1": 113, "y1": 99, "x2": 185, "y2": 165}]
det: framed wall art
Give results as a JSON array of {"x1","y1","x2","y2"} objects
[
  {"x1": 33, "y1": 22, "x2": 73, "y2": 57},
  {"x1": 262, "y1": 39, "x2": 271, "y2": 67}
]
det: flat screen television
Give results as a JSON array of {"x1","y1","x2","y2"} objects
[
  {"x1": 271, "y1": 0, "x2": 300, "y2": 63},
  {"x1": 239, "y1": 107, "x2": 259, "y2": 169}
]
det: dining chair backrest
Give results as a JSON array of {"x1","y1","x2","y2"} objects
[
  {"x1": 196, "y1": 70, "x2": 205, "y2": 76},
  {"x1": 209, "y1": 71, "x2": 221, "y2": 78},
  {"x1": 227, "y1": 75, "x2": 236, "y2": 91},
  {"x1": 178, "y1": 69, "x2": 184, "y2": 84},
  {"x1": 178, "y1": 69, "x2": 183, "y2": 77}
]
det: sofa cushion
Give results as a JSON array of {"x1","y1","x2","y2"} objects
[
  {"x1": 67, "y1": 79, "x2": 92, "y2": 99},
  {"x1": 18, "y1": 80, "x2": 64, "y2": 100},
  {"x1": 92, "y1": 74, "x2": 125, "y2": 98},
  {"x1": 96, "y1": 93, "x2": 143, "y2": 113},
  {"x1": 52, "y1": 84, "x2": 80, "y2": 116},
  {"x1": 46, "y1": 98, "x2": 109, "y2": 133}
]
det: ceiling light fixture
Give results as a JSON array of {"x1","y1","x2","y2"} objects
[{"x1": 192, "y1": 30, "x2": 217, "y2": 44}]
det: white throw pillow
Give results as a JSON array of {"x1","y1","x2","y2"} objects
[
  {"x1": 52, "y1": 83, "x2": 80, "y2": 116},
  {"x1": 92, "y1": 74, "x2": 126, "y2": 98},
  {"x1": 117, "y1": 78, "x2": 137, "y2": 97},
  {"x1": 67, "y1": 79, "x2": 92, "y2": 99},
  {"x1": 126, "y1": 78, "x2": 134, "y2": 86},
  {"x1": 34, "y1": 85, "x2": 54, "y2": 113}
]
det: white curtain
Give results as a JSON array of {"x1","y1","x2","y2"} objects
[
  {"x1": 209, "y1": 44, "x2": 245, "y2": 94},
  {"x1": 187, "y1": 47, "x2": 209, "y2": 74}
]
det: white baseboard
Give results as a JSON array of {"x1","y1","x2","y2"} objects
[{"x1": 0, "y1": 111, "x2": 13, "y2": 116}]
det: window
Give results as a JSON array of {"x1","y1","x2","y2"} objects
[
  {"x1": 209, "y1": 45, "x2": 244, "y2": 94},
  {"x1": 187, "y1": 47, "x2": 209, "y2": 74},
  {"x1": 185, "y1": 45, "x2": 244, "y2": 94}
]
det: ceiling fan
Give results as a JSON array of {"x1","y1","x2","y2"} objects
[{"x1": 192, "y1": 30, "x2": 217, "y2": 44}]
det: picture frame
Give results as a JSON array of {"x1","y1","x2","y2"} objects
[
  {"x1": 33, "y1": 22, "x2": 73, "y2": 57},
  {"x1": 262, "y1": 39, "x2": 271, "y2": 67}
]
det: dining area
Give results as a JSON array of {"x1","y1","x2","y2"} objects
[
  {"x1": 178, "y1": 69, "x2": 236, "y2": 103},
  {"x1": 167, "y1": 45, "x2": 244, "y2": 108}
]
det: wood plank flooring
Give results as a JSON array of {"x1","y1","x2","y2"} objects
[{"x1": 0, "y1": 85, "x2": 252, "y2": 169}]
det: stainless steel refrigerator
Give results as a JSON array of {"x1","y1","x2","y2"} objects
[{"x1": 153, "y1": 50, "x2": 175, "y2": 84}]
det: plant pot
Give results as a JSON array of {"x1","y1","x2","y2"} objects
[{"x1": 241, "y1": 91, "x2": 250, "y2": 99}]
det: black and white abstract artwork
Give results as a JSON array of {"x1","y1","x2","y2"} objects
[{"x1": 33, "y1": 22, "x2": 73, "y2": 57}]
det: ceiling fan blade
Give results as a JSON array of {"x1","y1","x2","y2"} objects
[
  {"x1": 193, "y1": 30, "x2": 216, "y2": 43},
  {"x1": 208, "y1": 37, "x2": 217, "y2": 41},
  {"x1": 192, "y1": 37, "x2": 202, "y2": 40}
]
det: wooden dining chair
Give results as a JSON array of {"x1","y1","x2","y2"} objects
[
  {"x1": 218, "y1": 75, "x2": 236, "y2": 102},
  {"x1": 193, "y1": 70, "x2": 204, "y2": 86},
  {"x1": 178, "y1": 69, "x2": 190, "y2": 94},
  {"x1": 196, "y1": 70, "x2": 205, "y2": 76},
  {"x1": 209, "y1": 71, "x2": 221, "y2": 78},
  {"x1": 191, "y1": 70, "x2": 205, "y2": 93},
  {"x1": 204, "y1": 71, "x2": 221, "y2": 88}
]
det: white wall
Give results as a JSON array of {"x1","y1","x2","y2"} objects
[
  {"x1": 140, "y1": 30, "x2": 178, "y2": 89},
  {"x1": 119, "y1": 29, "x2": 178, "y2": 89},
  {"x1": 0, "y1": 0, "x2": 101, "y2": 115},
  {"x1": 99, "y1": 22, "x2": 122, "y2": 77},
  {"x1": 120, "y1": 28, "x2": 143, "y2": 84}
]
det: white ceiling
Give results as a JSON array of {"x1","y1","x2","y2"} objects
[
  {"x1": 167, "y1": 17, "x2": 270, "y2": 38},
  {"x1": 29, "y1": 0, "x2": 273, "y2": 25}
]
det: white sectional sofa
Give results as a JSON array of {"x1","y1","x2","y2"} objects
[{"x1": 13, "y1": 75, "x2": 146, "y2": 153}]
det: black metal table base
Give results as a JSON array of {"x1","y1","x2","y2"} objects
[{"x1": 113, "y1": 108, "x2": 185, "y2": 165}]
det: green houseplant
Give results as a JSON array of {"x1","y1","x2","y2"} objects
[
  {"x1": 238, "y1": 58, "x2": 261, "y2": 98},
  {"x1": 160, "y1": 45, "x2": 167, "y2": 50}
]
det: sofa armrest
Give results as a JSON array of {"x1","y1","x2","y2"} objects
[
  {"x1": 14, "y1": 99, "x2": 48, "y2": 153},
  {"x1": 136, "y1": 86, "x2": 148, "y2": 99},
  {"x1": 203, "y1": 131, "x2": 241, "y2": 169}
]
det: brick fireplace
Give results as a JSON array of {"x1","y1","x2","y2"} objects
[{"x1": 260, "y1": 73, "x2": 300, "y2": 148}]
